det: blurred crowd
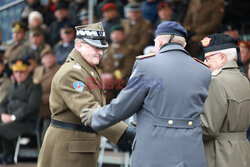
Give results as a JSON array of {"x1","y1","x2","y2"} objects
[{"x1": 0, "y1": 0, "x2": 249, "y2": 164}]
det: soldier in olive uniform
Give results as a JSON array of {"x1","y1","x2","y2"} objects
[
  {"x1": 33, "y1": 48, "x2": 60, "y2": 139},
  {"x1": 200, "y1": 33, "x2": 250, "y2": 167},
  {"x1": 0, "y1": 59, "x2": 41, "y2": 164},
  {"x1": 19, "y1": 27, "x2": 51, "y2": 72},
  {"x1": 122, "y1": 3, "x2": 153, "y2": 55},
  {"x1": 99, "y1": 24, "x2": 136, "y2": 103},
  {"x1": 38, "y1": 22, "x2": 135, "y2": 167},
  {"x1": 3, "y1": 21, "x2": 27, "y2": 65}
]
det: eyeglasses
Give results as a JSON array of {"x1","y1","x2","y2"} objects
[{"x1": 204, "y1": 52, "x2": 222, "y2": 62}]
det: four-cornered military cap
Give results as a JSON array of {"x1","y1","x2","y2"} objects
[
  {"x1": 12, "y1": 21, "x2": 28, "y2": 33},
  {"x1": 155, "y1": 21, "x2": 187, "y2": 40},
  {"x1": 199, "y1": 33, "x2": 239, "y2": 54},
  {"x1": 126, "y1": 3, "x2": 141, "y2": 12},
  {"x1": 75, "y1": 22, "x2": 108, "y2": 49},
  {"x1": 102, "y1": 3, "x2": 116, "y2": 12},
  {"x1": 11, "y1": 59, "x2": 30, "y2": 72}
]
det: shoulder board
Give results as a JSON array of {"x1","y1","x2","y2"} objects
[
  {"x1": 193, "y1": 57, "x2": 209, "y2": 68},
  {"x1": 136, "y1": 53, "x2": 155, "y2": 60}
]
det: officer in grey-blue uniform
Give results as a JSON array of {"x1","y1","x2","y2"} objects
[{"x1": 81, "y1": 21, "x2": 211, "y2": 167}]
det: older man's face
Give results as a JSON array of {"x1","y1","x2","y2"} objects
[
  {"x1": 13, "y1": 70, "x2": 30, "y2": 83},
  {"x1": 77, "y1": 42, "x2": 104, "y2": 66},
  {"x1": 204, "y1": 52, "x2": 227, "y2": 72}
]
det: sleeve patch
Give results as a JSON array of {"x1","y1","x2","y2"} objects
[{"x1": 73, "y1": 81, "x2": 84, "y2": 92}]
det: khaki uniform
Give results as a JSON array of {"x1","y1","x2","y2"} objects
[
  {"x1": 0, "y1": 74, "x2": 11, "y2": 103},
  {"x1": 183, "y1": 0, "x2": 225, "y2": 42},
  {"x1": 19, "y1": 42, "x2": 51, "y2": 64},
  {"x1": 201, "y1": 61, "x2": 250, "y2": 167},
  {"x1": 3, "y1": 40, "x2": 26, "y2": 64},
  {"x1": 33, "y1": 64, "x2": 60, "y2": 118},
  {"x1": 121, "y1": 18, "x2": 152, "y2": 55},
  {"x1": 99, "y1": 40, "x2": 136, "y2": 103},
  {"x1": 38, "y1": 49, "x2": 128, "y2": 167}
]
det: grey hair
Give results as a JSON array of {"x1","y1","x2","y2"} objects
[{"x1": 156, "y1": 35, "x2": 186, "y2": 47}]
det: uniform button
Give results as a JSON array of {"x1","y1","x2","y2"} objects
[
  {"x1": 168, "y1": 120, "x2": 173, "y2": 125},
  {"x1": 188, "y1": 121, "x2": 193, "y2": 126}
]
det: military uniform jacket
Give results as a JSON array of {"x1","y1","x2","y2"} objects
[
  {"x1": 38, "y1": 49, "x2": 128, "y2": 167},
  {"x1": 201, "y1": 61, "x2": 250, "y2": 167},
  {"x1": 0, "y1": 76, "x2": 41, "y2": 122},
  {"x1": 3, "y1": 40, "x2": 26, "y2": 65},
  {"x1": 0, "y1": 74, "x2": 11, "y2": 103},
  {"x1": 91, "y1": 43, "x2": 211, "y2": 167},
  {"x1": 121, "y1": 18, "x2": 152, "y2": 55},
  {"x1": 33, "y1": 64, "x2": 60, "y2": 118}
]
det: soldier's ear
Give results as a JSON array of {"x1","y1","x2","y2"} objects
[
  {"x1": 220, "y1": 53, "x2": 228, "y2": 64},
  {"x1": 75, "y1": 41, "x2": 82, "y2": 51}
]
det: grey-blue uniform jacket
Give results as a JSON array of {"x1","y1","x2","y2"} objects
[{"x1": 91, "y1": 43, "x2": 211, "y2": 167}]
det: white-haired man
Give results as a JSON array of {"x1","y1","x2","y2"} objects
[{"x1": 200, "y1": 33, "x2": 250, "y2": 167}]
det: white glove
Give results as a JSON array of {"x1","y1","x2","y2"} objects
[{"x1": 80, "y1": 105, "x2": 101, "y2": 126}]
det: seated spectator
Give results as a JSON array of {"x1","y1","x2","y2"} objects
[
  {"x1": 0, "y1": 29, "x2": 5, "y2": 59},
  {"x1": 68, "y1": 0, "x2": 88, "y2": 26},
  {"x1": 141, "y1": 0, "x2": 160, "y2": 25},
  {"x1": 33, "y1": 48, "x2": 59, "y2": 139},
  {"x1": 222, "y1": 23, "x2": 240, "y2": 39},
  {"x1": 99, "y1": 25, "x2": 135, "y2": 103},
  {"x1": 46, "y1": 1, "x2": 70, "y2": 46},
  {"x1": 20, "y1": 0, "x2": 45, "y2": 24},
  {"x1": 20, "y1": 28, "x2": 51, "y2": 71},
  {"x1": 0, "y1": 60, "x2": 11, "y2": 104},
  {"x1": 155, "y1": 1, "x2": 173, "y2": 28},
  {"x1": 79, "y1": 8, "x2": 89, "y2": 25},
  {"x1": 44, "y1": 0, "x2": 60, "y2": 26},
  {"x1": 3, "y1": 21, "x2": 28, "y2": 65},
  {"x1": 122, "y1": 2, "x2": 153, "y2": 55},
  {"x1": 0, "y1": 59, "x2": 41, "y2": 165},
  {"x1": 102, "y1": 3, "x2": 121, "y2": 43},
  {"x1": 28, "y1": 11, "x2": 46, "y2": 31},
  {"x1": 54, "y1": 26, "x2": 75, "y2": 65}
]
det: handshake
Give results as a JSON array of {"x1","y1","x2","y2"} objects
[{"x1": 80, "y1": 107, "x2": 136, "y2": 152}]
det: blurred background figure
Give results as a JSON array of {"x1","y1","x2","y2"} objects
[
  {"x1": 33, "y1": 48, "x2": 59, "y2": 140},
  {"x1": 46, "y1": 1, "x2": 69, "y2": 46},
  {"x1": 20, "y1": 0, "x2": 45, "y2": 24},
  {"x1": 122, "y1": 2, "x2": 153, "y2": 56},
  {"x1": 54, "y1": 26, "x2": 75, "y2": 65},
  {"x1": 0, "y1": 59, "x2": 41, "y2": 165},
  {"x1": 44, "y1": 0, "x2": 60, "y2": 26},
  {"x1": 0, "y1": 59, "x2": 11, "y2": 104},
  {"x1": 3, "y1": 21, "x2": 28, "y2": 66},
  {"x1": 141, "y1": 0, "x2": 160, "y2": 25},
  {"x1": 20, "y1": 28, "x2": 51, "y2": 72},
  {"x1": 102, "y1": 3, "x2": 121, "y2": 43},
  {"x1": 155, "y1": 1, "x2": 173, "y2": 28},
  {"x1": 79, "y1": 8, "x2": 89, "y2": 25},
  {"x1": 183, "y1": 0, "x2": 225, "y2": 60},
  {"x1": 28, "y1": 11, "x2": 46, "y2": 31},
  {"x1": 238, "y1": 40, "x2": 250, "y2": 74},
  {"x1": 99, "y1": 24, "x2": 135, "y2": 103},
  {"x1": 68, "y1": 0, "x2": 88, "y2": 26}
]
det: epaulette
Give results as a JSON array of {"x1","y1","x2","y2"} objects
[
  {"x1": 136, "y1": 53, "x2": 155, "y2": 60},
  {"x1": 192, "y1": 57, "x2": 209, "y2": 68}
]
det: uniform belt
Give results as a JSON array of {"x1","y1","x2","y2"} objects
[
  {"x1": 217, "y1": 132, "x2": 247, "y2": 140},
  {"x1": 51, "y1": 119, "x2": 96, "y2": 133},
  {"x1": 153, "y1": 116, "x2": 200, "y2": 129}
]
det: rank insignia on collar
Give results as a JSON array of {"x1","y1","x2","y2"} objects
[
  {"x1": 201, "y1": 37, "x2": 212, "y2": 47},
  {"x1": 73, "y1": 81, "x2": 84, "y2": 92}
]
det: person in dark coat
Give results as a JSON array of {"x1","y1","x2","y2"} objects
[
  {"x1": 68, "y1": 0, "x2": 88, "y2": 26},
  {"x1": 0, "y1": 59, "x2": 41, "y2": 165},
  {"x1": 46, "y1": 1, "x2": 70, "y2": 47},
  {"x1": 81, "y1": 21, "x2": 211, "y2": 167}
]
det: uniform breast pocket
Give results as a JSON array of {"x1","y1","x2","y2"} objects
[{"x1": 68, "y1": 140, "x2": 98, "y2": 153}]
